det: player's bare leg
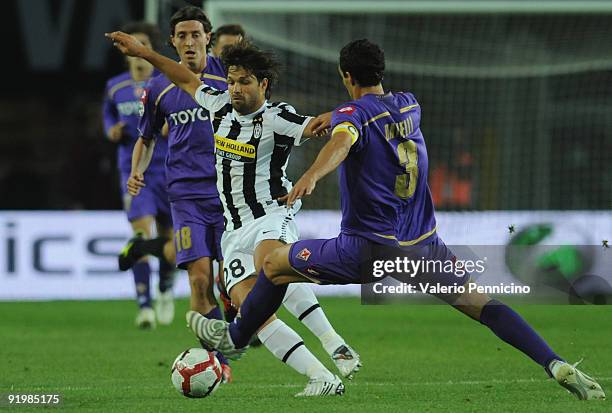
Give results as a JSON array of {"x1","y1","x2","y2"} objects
[
  {"x1": 215, "y1": 260, "x2": 239, "y2": 324},
  {"x1": 442, "y1": 280, "x2": 605, "y2": 400},
  {"x1": 154, "y1": 222, "x2": 175, "y2": 325},
  {"x1": 127, "y1": 215, "x2": 156, "y2": 328},
  {"x1": 186, "y1": 257, "x2": 217, "y2": 315},
  {"x1": 256, "y1": 241, "x2": 361, "y2": 379}
]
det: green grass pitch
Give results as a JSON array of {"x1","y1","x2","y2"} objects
[{"x1": 1, "y1": 298, "x2": 610, "y2": 412}]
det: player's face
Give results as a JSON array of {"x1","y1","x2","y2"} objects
[
  {"x1": 171, "y1": 20, "x2": 211, "y2": 72},
  {"x1": 127, "y1": 33, "x2": 153, "y2": 72},
  {"x1": 338, "y1": 65, "x2": 355, "y2": 99},
  {"x1": 212, "y1": 34, "x2": 242, "y2": 57},
  {"x1": 227, "y1": 66, "x2": 268, "y2": 115}
]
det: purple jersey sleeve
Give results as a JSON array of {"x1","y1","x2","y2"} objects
[
  {"x1": 138, "y1": 79, "x2": 165, "y2": 141},
  {"x1": 331, "y1": 104, "x2": 367, "y2": 152},
  {"x1": 102, "y1": 81, "x2": 119, "y2": 137}
]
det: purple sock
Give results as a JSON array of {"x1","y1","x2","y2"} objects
[
  {"x1": 229, "y1": 271, "x2": 287, "y2": 348},
  {"x1": 203, "y1": 307, "x2": 229, "y2": 366},
  {"x1": 480, "y1": 300, "x2": 562, "y2": 375},
  {"x1": 133, "y1": 261, "x2": 151, "y2": 308}
]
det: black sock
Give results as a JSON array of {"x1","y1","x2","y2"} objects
[
  {"x1": 158, "y1": 257, "x2": 175, "y2": 293},
  {"x1": 134, "y1": 237, "x2": 168, "y2": 258}
]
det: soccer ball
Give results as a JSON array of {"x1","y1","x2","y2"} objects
[{"x1": 171, "y1": 348, "x2": 223, "y2": 398}]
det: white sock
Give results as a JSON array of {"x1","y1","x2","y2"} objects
[
  {"x1": 282, "y1": 283, "x2": 345, "y2": 355},
  {"x1": 257, "y1": 318, "x2": 334, "y2": 380}
]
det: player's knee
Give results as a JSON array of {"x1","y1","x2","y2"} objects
[
  {"x1": 262, "y1": 253, "x2": 282, "y2": 284},
  {"x1": 187, "y1": 263, "x2": 213, "y2": 289},
  {"x1": 163, "y1": 240, "x2": 176, "y2": 264},
  {"x1": 262, "y1": 246, "x2": 293, "y2": 285}
]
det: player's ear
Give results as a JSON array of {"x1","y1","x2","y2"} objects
[
  {"x1": 205, "y1": 31, "x2": 212, "y2": 45},
  {"x1": 347, "y1": 71, "x2": 356, "y2": 86}
]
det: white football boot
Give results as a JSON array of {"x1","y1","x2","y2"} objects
[
  {"x1": 135, "y1": 307, "x2": 156, "y2": 329},
  {"x1": 186, "y1": 311, "x2": 247, "y2": 360},
  {"x1": 155, "y1": 290, "x2": 174, "y2": 325},
  {"x1": 295, "y1": 375, "x2": 345, "y2": 397},
  {"x1": 331, "y1": 344, "x2": 362, "y2": 380},
  {"x1": 550, "y1": 359, "x2": 606, "y2": 400}
]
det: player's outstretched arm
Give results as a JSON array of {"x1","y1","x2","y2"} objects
[
  {"x1": 303, "y1": 111, "x2": 332, "y2": 138},
  {"x1": 281, "y1": 131, "x2": 352, "y2": 207},
  {"x1": 105, "y1": 31, "x2": 202, "y2": 98}
]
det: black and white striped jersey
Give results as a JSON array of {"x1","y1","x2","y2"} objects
[{"x1": 194, "y1": 84, "x2": 312, "y2": 231}]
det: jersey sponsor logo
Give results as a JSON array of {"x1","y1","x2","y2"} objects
[
  {"x1": 169, "y1": 108, "x2": 209, "y2": 125},
  {"x1": 214, "y1": 135, "x2": 256, "y2": 163},
  {"x1": 337, "y1": 106, "x2": 355, "y2": 114},
  {"x1": 116, "y1": 101, "x2": 141, "y2": 116},
  {"x1": 296, "y1": 248, "x2": 311, "y2": 261}
]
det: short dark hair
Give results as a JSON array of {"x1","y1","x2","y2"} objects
[
  {"x1": 221, "y1": 41, "x2": 280, "y2": 99},
  {"x1": 121, "y1": 21, "x2": 162, "y2": 51},
  {"x1": 169, "y1": 6, "x2": 212, "y2": 36},
  {"x1": 214, "y1": 24, "x2": 245, "y2": 41},
  {"x1": 339, "y1": 39, "x2": 385, "y2": 87}
]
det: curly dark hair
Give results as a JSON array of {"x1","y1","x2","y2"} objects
[
  {"x1": 221, "y1": 41, "x2": 280, "y2": 99},
  {"x1": 121, "y1": 21, "x2": 162, "y2": 51},
  {"x1": 339, "y1": 39, "x2": 385, "y2": 87}
]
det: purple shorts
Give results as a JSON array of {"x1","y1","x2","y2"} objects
[
  {"x1": 120, "y1": 171, "x2": 171, "y2": 224},
  {"x1": 171, "y1": 197, "x2": 224, "y2": 269},
  {"x1": 289, "y1": 233, "x2": 466, "y2": 288}
]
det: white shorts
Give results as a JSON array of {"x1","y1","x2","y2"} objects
[{"x1": 221, "y1": 211, "x2": 299, "y2": 293}]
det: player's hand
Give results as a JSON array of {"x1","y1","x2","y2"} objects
[
  {"x1": 108, "y1": 122, "x2": 125, "y2": 143},
  {"x1": 127, "y1": 172, "x2": 145, "y2": 196},
  {"x1": 105, "y1": 31, "x2": 147, "y2": 57},
  {"x1": 278, "y1": 172, "x2": 317, "y2": 208},
  {"x1": 311, "y1": 112, "x2": 332, "y2": 137}
]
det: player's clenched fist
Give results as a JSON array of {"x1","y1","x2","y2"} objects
[
  {"x1": 105, "y1": 31, "x2": 148, "y2": 57},
  {"x1": 127, "y1": 172, "x2": 146, "y2": 196},
  {"x1": 107, "y1": 121, "x2": 125, "y2": 143}
]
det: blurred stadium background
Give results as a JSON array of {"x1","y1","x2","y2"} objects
[{"x1": 1, "y1": 0, "x2": 611, "y2": 300}]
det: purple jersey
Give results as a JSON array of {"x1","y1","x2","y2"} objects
[
  {"x1": 139, "y1": 56, "x2": 227, "y2": 201},
  {"x1": 330, "y1": 92, "x2": 437, "y2": 246},
  {"x1": 103, "y1": 71, "x2": 167, "y2": 173}
]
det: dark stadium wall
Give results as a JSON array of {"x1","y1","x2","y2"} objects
[{"x1": 1, "y1": 0, "x2": 146, "y2": 210}]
